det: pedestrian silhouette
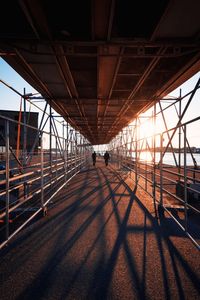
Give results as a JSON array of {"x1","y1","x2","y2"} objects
[
  {"x1": 104, "y1": 151, "x2": 110, "y2": 166},
  {"x1": 92, "y1": 151, "x2": 96, "y2": 166}
]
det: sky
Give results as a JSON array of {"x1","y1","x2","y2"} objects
[
  {"x1": 0, "y1": 57, "x2": 68, "y2": 144},
  {"x1": 0, "y1": 57, "x2": 200, "y2": 147},
  {"x1": 137, "y1": 71, "x2": 200, "y2": 148},
  {"x1": 0, "y1": 58, "x2": 47, "y2": 116}
]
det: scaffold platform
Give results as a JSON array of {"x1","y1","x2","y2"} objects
[{"x1": 0, "y1": 159, "x2": 199, "y2": 300}]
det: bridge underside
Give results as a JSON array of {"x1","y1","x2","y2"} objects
[{"x1": 0, "y1": 0, "x2": 200, "y2": 144}]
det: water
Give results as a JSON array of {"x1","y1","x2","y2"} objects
[{"x1": 137, "y1": 152, "x2": 200, "y2": 166}]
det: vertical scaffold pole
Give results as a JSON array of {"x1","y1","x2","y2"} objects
[
  {"x1": 49, "y1": 100, "x2": 52, "y2": 187},
  {"x1": 23, "y1": 88, "x2": 27, "y2": 166},
  {"x1": 145, "y1": 138, "x2": 147, "y2": 191},
  {"x1": 135, "y1": 118, "x2": 138, "y2": 183},
  {"x1": 80, "y1": 135, "x2": 83, "y2": 167},
  {"x1": 66, "y1": 119, "x2": 69, "y2": 181},
  {"x1": 159, "y1": 101, "x2": 178, "y2": 167},
  {"x1": 153, "y1": 102, "x2": 158, "y2": 218},
  {"x1": 62, "y1": 121, "x2": 65, "y2": 150},
  {"x1": 23, "y1": 88, "x2": 27, "y2": 200},
  {"x1": 161, "y1": 76, "x2": 200, "y2": 159},
  {"x1": 178, "y1": 89, "x2": 182, "y2": 178},
  {"x1": 55, "y1": 133, "x2": 58, "y2": 181},
  {"x1": 160, "y1": 133, "x2": 163, "y2": 207},
  {"x1": 5, "y1": 120, "x2": 10, "y2": 240},
  {"x1": 41, "y1": 132, "x2": 44, "y2": 209},
  {"x1": 184, "y1": 124, "x2": 188, "y2": 233},
  {"x1": 75, "y1": 131, "x2": 78, "y2": 171}
]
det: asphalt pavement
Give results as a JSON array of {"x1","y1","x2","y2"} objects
[{"x1": 0, "y1": 160, "x2": 200, "y2": 299}]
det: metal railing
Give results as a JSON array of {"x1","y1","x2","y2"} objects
[
  {"x1": 109, "y1": 76, "x2": 200, "y2": 250},
  {"x1": 0, "y1": 112, "x2": 92, "y2": 250}
]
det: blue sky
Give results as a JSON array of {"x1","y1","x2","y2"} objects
[
  {"x1": 1, "y1": 57, "x2": 200, "y2": 146},
  {"x1": 0, "y1": 58, "x2": 39, "y2": 112}
]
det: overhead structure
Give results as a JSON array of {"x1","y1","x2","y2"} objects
[{"x1": 0, "y1": 0, "x2": 200, "y2": 144}]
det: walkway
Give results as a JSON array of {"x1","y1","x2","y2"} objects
[{"x1": 0, "y1": 160, "x2": 200, "y2": 299}]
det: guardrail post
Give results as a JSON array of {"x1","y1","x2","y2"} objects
[
  {"x1": 160, "y1": 134, "x2": 163, "y2": 207},
  {"x1": 184, "y1": 124, "x2": 188, "y2": 233},
  {"x1": 41, "y1": 133, "x2": 44, "y2": 211},
  {"x1": 5, "y1": 119, "x2": 10, "y2": 240},
  {"x1": 135, "y1": 118, "x2": 138, "y2": 183}
]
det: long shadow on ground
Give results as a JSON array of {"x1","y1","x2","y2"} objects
[{"x1": 0, "y1": 165, "x2": 199, "y2": 300}]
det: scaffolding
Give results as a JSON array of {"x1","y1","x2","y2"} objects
[
  {"x1": 1, "y1": 75, "x2": 200, "y2": 250},
  {"x1": 0, "y1": 80, "x2": 92, "y2": 249},
  {"x1": 109, "y1": 75, "x2": 200, "y2": 250}
]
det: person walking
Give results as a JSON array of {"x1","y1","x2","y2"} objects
[
  {"x1": 92, "y1": 151, "x2": 96, "y2": 166},
  {"x1": 104, "y1": 151, "x2": 110, "y2": 166}
]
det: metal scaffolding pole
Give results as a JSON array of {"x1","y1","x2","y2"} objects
[
  {"x1": 183, "y1": 124, "x2": 188, "y2": 233},
  {"x1": 152, "y1": 102, "x2": 158, "y2": 218},
  {"x1": 135, "y1": 118, "x2": 138, "y2": 183},
  {"x1": 0, "y1": 80, "x2": 92, "y2": 251},
  {"x1": 49, "y1": 100, "x2": 52, "y2": 187},
  {"x1": 26, "y1": 102, "x2": 48, "y2": 165},
  {"x1": 107, "y1": 76, "x2": 200, "y2": 250},
  {"x1": 41, "y1": 132, "x2": 44, "y2": 209},
  {"x1": 178, "y1": 89, "x2": 182, "y2": 175},
  {"x1": 5, "y1": 120, "x2": 10, "y2": 240},
  {"x1": 52, "y1": 117, "x2": 64, "y2": 159},
  {"x1": 159, "y1": 76, "x2": 200, "y2": 162},
  {"x1": 159, "y1": 133, "x2": 163, "y2": 207},
  {"x1": 62, "y1": 121, "x2": 65, "y2": 150},
  {"x1": 23, "y1": 88, "x2": 27, "y2": 167},
  {"x1": 158, "y1": 100, "x2": 178, "y2": 167},
  {"x1": 66, "y1": 119, "x2": 69, "y2": 181}
]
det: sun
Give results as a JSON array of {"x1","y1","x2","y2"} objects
[{"x1": 139, "y1": 119, "x2": 155, "y2": 139}]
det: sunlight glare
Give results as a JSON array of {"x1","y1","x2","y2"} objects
[{"x1": 139, "y1": 119, "x2": 155, "y2": 139}]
